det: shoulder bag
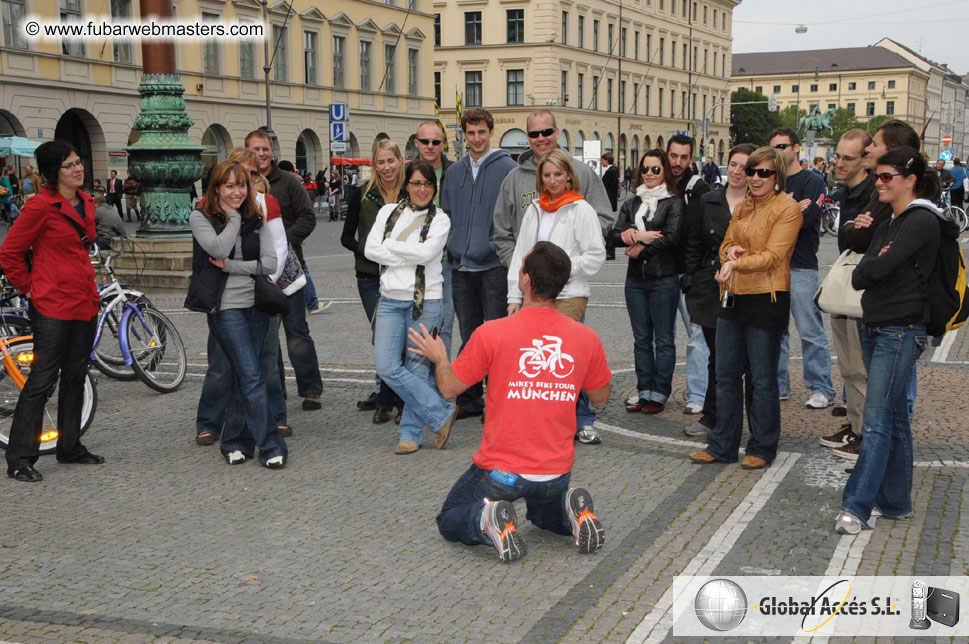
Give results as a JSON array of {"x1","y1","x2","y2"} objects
[
  {"x1": 251, "y1": 260, "x2": 289, "y2": 315},
  {"x1": 815, "y1": 249, "x2": 864, "y2": 318}
]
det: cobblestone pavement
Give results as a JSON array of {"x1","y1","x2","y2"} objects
[{"x1": 0, "y1": 219, "x2": 967, "y2": 643}]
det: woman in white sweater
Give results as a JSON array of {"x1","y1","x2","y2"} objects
[{"x1": 365, "y1": 160, "x2": 458, "y2": 455}]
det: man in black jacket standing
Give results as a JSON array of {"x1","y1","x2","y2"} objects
[
  {"x1": 601, "y1": 153, "x2": 620, "y2": 261},
  {"x1": 246, "y1": 129, "x2": 323, "y2": 412}
]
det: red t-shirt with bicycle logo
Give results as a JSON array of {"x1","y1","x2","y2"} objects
[{"x1": 450, "y1": 306, "x2": 611, "y2": 475}]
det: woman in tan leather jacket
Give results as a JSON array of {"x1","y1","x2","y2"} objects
[{"x1": 690, "y1": 147, "x2": 802, "y2": 470}]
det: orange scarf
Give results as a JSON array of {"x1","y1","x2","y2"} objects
[{"x1": 540, "y1": 189, "x2": 584, "y2": 213}]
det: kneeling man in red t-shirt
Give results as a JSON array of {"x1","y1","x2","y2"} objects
[{"x1": 408, "y1": 241, "x2": 612, "y2": 562}]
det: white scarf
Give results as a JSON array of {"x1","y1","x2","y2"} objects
[{"x1": 633, "y1": 183, "x2": 672, "y2": 230}]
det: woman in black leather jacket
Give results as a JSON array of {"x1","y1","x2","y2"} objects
[{"x1": 609, "y1": 149, "x2": 684, "y2": 414}]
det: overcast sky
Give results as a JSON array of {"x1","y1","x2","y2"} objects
[{"x1": 732, "y1": 0, "x2": 969, "y2": 75}]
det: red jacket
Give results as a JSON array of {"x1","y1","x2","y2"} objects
[{"x1": 0, "y1": 186, "x2": 99, "y2": 320}]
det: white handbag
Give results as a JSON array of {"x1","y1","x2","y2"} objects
[{"x1": 815, "y1": 249, "x2": 865, "y2": 317}]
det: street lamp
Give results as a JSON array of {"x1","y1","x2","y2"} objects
[{"x1": 795, "y1": 58, "x2": 820, "y2": 122}]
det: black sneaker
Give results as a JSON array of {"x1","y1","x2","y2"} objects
[
  {"x1": 819, "y1": 424, "x2": 854, "y2": 448},
  {"x1": 565, "y1": 487, "x2": 604, "y2": 554},
  {"x1": 357, "y1": 392, "x2": 377, "y2": 411},
  {"x1": 8, "y1": 465, "x2": 43, "y2": 482},
  {"x1": 482, "y1": 500, "x2": 526, "y2": 563}
]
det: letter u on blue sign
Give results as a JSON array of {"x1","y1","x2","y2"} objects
[{"x1": 330, "y1": 104, "x2": 348, "y2": 122}]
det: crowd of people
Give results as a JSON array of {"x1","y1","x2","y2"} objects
[{"x1": 0, "y1": 110, "x2": 953, "y2": 558}]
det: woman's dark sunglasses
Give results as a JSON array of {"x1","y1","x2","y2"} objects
[
  {"x1": 874, "y1": 172, "x2": 904, "y2": 183},
  {"x1": 745, "y1": 168, "x2": 777, "y2": 178},
  {"x1": 641, "y1": 165, "x2": 663, "y2": 176}
]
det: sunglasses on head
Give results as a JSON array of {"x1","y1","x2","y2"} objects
[
  {"x1": 417, "y1": 138, "x2": 442, "y2": 146},
  {"x1": 874, "y1": 172, "x2": 904, "y2": 183},
  {"x1": 641, "y1": 165, "x2": 663, "y2": 176},
  {"x1": 745, "y1": 168, "x2": 777, "y2": 178},
  {"x1": 772, "y1": 143, "x2": 794, "y2": 150},
  {"x1": 527, "y1": 128, "x2": 556, "y2": 139}
]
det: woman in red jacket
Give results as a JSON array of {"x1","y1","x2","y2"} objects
[{"x1": 0, "y1": 140, "x2": 102, "y2": 482}]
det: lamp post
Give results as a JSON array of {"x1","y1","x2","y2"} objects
[{"x1": 794, "y1": 58, "x2": 820, "y2": 124}]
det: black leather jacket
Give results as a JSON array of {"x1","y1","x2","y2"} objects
[
  {"x1": 683, "y1": 189, "x2": 732, "y2": 328},
  {"x1": 608, "y1": 195, "x2": 684, "y2": 280}
]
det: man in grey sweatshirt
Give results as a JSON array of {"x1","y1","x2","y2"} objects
[{"x1": 492, "y1": 109, "x2": 616, "y2": 267}]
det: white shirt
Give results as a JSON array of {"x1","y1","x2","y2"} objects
[{"x1": 469, "y1": 148, "x2": 495, "y2": 181}]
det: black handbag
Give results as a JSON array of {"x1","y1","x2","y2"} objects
[{"x1": 251, "y1": 261, "x2": 288, "y2": 315}]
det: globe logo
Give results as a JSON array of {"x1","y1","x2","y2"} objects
[{"x1": 694, "y1": 579, "x2": 748, "y2": 631}]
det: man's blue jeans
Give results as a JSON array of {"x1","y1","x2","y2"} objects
[
  {"x1": 197, "y1": 315, "x2": 286, "y2": 437},
  {"x1": 357, "y1": 276, "x2": 403, "y2": 410},
  {"x1": 624, "y1": 275, "x2": 679, "y2": 404},
  {"x1": 208, "y1": 307, "x2": 288, "y2": 465},
  {"x1": 706, "y1": 316, "x2": 783, "y2": 463},
  {"x1": 451, "y1": 266, "x2": 508, "y2": 413},
  {"x1": 373, "y1": 297, "x2": 454, "y2": 443},
  {"x1": 778, "y1": 268, "x2": 836, "y2": 399},
  {"x1": 842, "y1": 324, "x2": 926, "y2": 524},
  {"x1": 440, "y1": 258, "x2": 455, "y2": 360},
  {"x1": 677, "y1": 283, "x2": 710, "y2": 405},
  {"x1": 437, "y1": 464, "x2": 573, "y2": 546},
  {"x1": 281, "y1": 286, "x2": 322, "y2": 397},
  {"x1": 302, "y1": 262, "x2": 319, "y2": 311}
]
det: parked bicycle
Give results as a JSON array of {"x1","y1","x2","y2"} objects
[
  {"x1": 819, "y1": 194, "x2": 839, "y2": 236},
  {"x1": 940, "y1": 188, "x2": 969, "y2": 233}
]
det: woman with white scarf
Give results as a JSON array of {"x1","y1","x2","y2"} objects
[{"x1": 609, "y1": 149, "x2": 685, "y2": 415}]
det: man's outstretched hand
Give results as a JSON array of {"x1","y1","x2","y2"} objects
[{"x1": 407, "y1": 323, "x2": 448, "y2": 365}]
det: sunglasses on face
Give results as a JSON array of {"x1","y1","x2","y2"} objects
[
  {"x1": 874, "y1": 172, "x2": 904, "y2": 184},
  {"x1": 417, "y1": 138, "x2": 442, "y2": 146},
  {"x1": 641, "y1": 165, "x2": 663, "y2": 176},
  {"x1": 772, "y1": 143, "x2": 794, "y2": 150},
  {"x1": 745, "y1": 168, "x2": 777, "y2": 178},
  {"x1": 527, "y1": 128, "x2": 556, "y2": 139}
]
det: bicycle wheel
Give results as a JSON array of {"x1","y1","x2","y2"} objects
[
  {"x1": 92, "y1": 300, "x2": 139, "y2": 381},
  {"x1": 0, "y1": 314, "x2": 30, "y2": 338},
  {"x1": 125, "y1": 306, "x2": 187, "y2": 393},
  {"x1": 0, "y1": 338, "x2": 98, "y2": 455}
]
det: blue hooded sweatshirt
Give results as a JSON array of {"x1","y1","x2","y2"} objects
[{"x1": 440, "y1": 148, "x2": 517, "y2": 271}]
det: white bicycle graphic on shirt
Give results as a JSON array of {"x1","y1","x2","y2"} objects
[{"x1": 518, "y1": 335, "x2": 575, "y2": 378}]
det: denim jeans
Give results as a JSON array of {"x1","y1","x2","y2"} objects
[
  {"x1": 677, "y1": 283, "x2": 710, "y2": 405},
  {"x1": 315, "y1": 193, "x2": 326, "y2": 212},
  {"x1": 451, "y1": 266, "x2": 508, "y2": 413},
  {"x1": 281, "y1": 286, "x2": 322, "y2": 397},
  {"x1": 437, "y1": 464, "x2": 573, "y2": 546},
  {"x1": 624, "y1": 275, "x2": 679, "y2": 404},
  {"x1": 842, "y1": 324, "x2": 926, "y2": 523},
  {"x1": 778, "y1": 268, "x2": 836, "y2": 399},
  {"x1": 196, "y1": 315, "x2": 286, "y2": 437},
  {"x1": 374, "y1": 297, "x2": 454, "y2": 443},
  {"x1": 357, "y1": 277, "x2": 403, "y2": 411},
  {"x1": 5, "y1": 307, "x2": 97, "y2": 470},
  {"x1": 856, "y1": 318, "x2": 918, "y2": 420},
  {"x1": 207, "y1": 307, "x2": 288, "y2": 464},
  {"x1": 302, "y1": 262, "x2": 319, "y2": 311},
  {"x1": 440, "y1": 258, "x2": 455, "y2": 360},
  {"x1": 707, "y1": 316, "x2": 783, "y2": 463}
]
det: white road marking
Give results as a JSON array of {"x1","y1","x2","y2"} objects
[
  {"x1": 931, "y1": 328, "x2": 958, "y2": 363},
  {"x1": 625, "y1": 452, "x2": 801, "y2": 644},
  {"x1": 596, "y1": 421, "x2": 702, "y2": 449}
]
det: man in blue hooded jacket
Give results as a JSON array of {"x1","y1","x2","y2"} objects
[{"x1": 440, "y1": 108, "x2": 517, "y2": 418}]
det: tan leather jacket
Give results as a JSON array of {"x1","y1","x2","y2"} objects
[{"x1": 719, "y1": 191, "x2": 802, "y2": 300}]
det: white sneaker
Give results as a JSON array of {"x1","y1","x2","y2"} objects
[
  {"x1": 225, "y1": 450, "x2": 245, "y2": 465},
  {"x1": 834, "y1": 510, "x2": 868, "y2": 535},
  {"x1": 683, "y1": 402, "x2": 703, "y2": 415},
  {"x1": 806, "y1": 392, "x2": 834, "y2": 409},
  {"x1": 265, "y1": 455, "x2": 285, "y2": 469},
  {"x1": 309, "y1": 300, "x2": 333, "y2": 315},
  {"x1": 625, "y1": 393, "x2": 640, "y2": 406}
]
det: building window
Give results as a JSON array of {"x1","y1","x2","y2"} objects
[
  {"x1": 593, "y1": 19, "x2": 600, "y2": 51},
  {"x1": 434, "y1": 71, "x2": 441, "y2": 107},
  {"x1": 620, "y1": 80, "x2": 626, "y2": 113},
  {"x1": 434, "y1": 13, "x2": 440, "y2": 46},
  {"x1": 272, "y1": 25, "x2": 287, "y2": 81},
  {"x1": 621, "y1": 27, "x2": 627, "y2": 57},
  {"x1": 608, "y1": 24, "x2": 613, "y2": 53},
  {"x1": 111, "y1": 0, "x2": 131, "y2": 62},
  {"x1": 810, "y1": 84, "x2": 818, "y2": 92},
  {"x1": 561, "y1": 70, "x2": 568, "y2": 106},
  {"x1": 659, "y1": 37, "x2": 664, "y2": 65},
  {"x1": 465, "y1": 70, "x2": 482, "y2": 107},
  {"x1": 713, "y1": 8, "x2": 718, "y2": 27},
  {"x1": 332, "y1": 35, "x2": 344, "y2": 87},
  {"x1": 703, "y1": 5, "x2": 707, "y2": 23},
  {"x1": 888, "y1": 80, "x2": 896, "y2": 89},
  {"x1": 303, "y1": 31, "x2": 317, "y2": 85},
  {"x1": 847, "y1": 102, "x2": 855, "y2": 113},
  {"x1": 645, "y1": 85, "x2": 650, "y2": 115},
  {"x1": 384, "y1": 44, "x2": 396, "y2": 93},
  {"x1": 773, "y1": 84, "x2": 780, "y2": 93},
  {"x1": 507, "y1": 9, "x2": 524, "y2": 43},
  {"x1": 2, "y1": 0, "x2": 28, "y2": 49},
  {"x1": 848, "y1": 82, "x2": 856, "y2": 90},
  {"x1": 578, "y1": 73, "x2": 584, "y2": 107},
  {"x1": 360, "y1": 41, "x2": 372, "y2": 90},
  {"x1": 886, "y1": 101, "x2": 895, "y2": 115},
  {"x1": 634, "y1": 31, "x2": 639, "y2": 59},
  {"x1": 755, "y1": 86, "x2": 763, "y2": 94},
  {"x1": 791, "y1": 84, "x2": 799, "y2": 93},
  {"x1": 633, "y1": 82, "x2": 638, "y2": 114},
  {"x1": 507, "y1": 69, "x2": 524, "y2": 106},
  {"x1": 592, "y1": 75, "x2": 599, "y2": 109},
  {"x1": 239, "y1": 34, "x2": 254, "y2": 79},
  {"x1": 866, "y1": 101, "x2": 875, "y2": 116},
  {"x1": 647, "y1": 33, "x2": 652, "y2": 61},
  {"x1": 465, "y1": 11, "x2": 482, "y2": 45},
  {"x1": 827, "y1": 103, "x2": 836, "y2": 109},
  {"x1": 607, "y1": 78, "x2": 613, "y2": 111},
  {"x1": 868, "y1": 81, "x2": 876, "y2": 90},
  {"x1": 408, "y1": 47, "x2": 419, "y2": 96},
  {"x1": 60, "y1": 0, "x2": 84, "y2": 56},
  {"x1": 659, "y1": 87, "x2": 664, "y2": 117},
  {"x1": 671, "y1": 40, "x2": 676, "y2": 67},
  {"x1": 578, "y1": 15, "x2": 584, "y2": 48},
  {"x1": 561, "y1": 11, "x2": 568, "y2": 45}
]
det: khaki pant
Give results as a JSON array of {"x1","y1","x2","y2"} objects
[
  {"x1": 554, "y1": 297, "x2": 588, "y2": 322},
  {"x1": 830, "y1": 315, "x2": 866, "y2": 435}
]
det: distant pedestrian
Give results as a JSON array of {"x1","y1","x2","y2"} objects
[{"x1": 123, "y1": 170, "x2": 140, "y2": 222}]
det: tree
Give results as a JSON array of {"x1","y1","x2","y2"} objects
[{"x1": 729, "y1": 88, "x2": 782, "y2": 146}]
